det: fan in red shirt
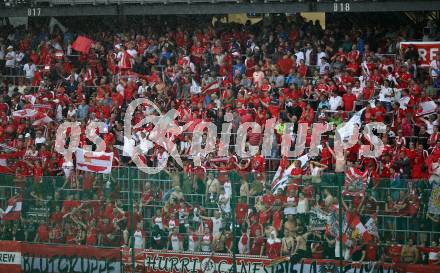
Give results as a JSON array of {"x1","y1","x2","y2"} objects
[
  {"x1": 250, "y1": 228, "x2": 265, "y2": 256},
  {"x1": 277, "y1": 54, "x2": 294, "y2": 76},
  {"x1": 265, "y1": 230, "x2": 282, "y2": 259},
  {"x1": 235, "y1": 196, "x2": 249, "y2": 226},
  {"x1": 36, "y1": 222, "x2": 49, "y2": 243},
  {"x1": 251, "y1": 151, "x2": 266, "y2": 181},
  {"x1": 342, "y1": 88, "x2": 357, "y2": 112},
  {"x1": 364, "y1": 238, "x2": 378, "y2": 261},
  {"x1": 287, "y1": 160, "x2": 303, "y2": 193}
]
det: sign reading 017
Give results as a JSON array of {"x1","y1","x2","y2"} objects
[
  {"x1": 28, "y1": 8, "x2": 42, "y2": 17},
  {"x1": 333, "y1": 3, "x2": 350, "y2": 12}
]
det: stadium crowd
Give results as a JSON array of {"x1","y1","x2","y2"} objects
[{"x1": 0, "y1": 14, "x2": 440, "y2": 265}]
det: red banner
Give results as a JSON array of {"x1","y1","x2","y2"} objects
[
  {"x1": 121, "y1": 249, "x2": 440, "y2": 273},
  {"x1": 21, "y1": 243, "x2": 121, "y2": 273},
  {"x1": 0, "y1": 241, "x2": 21, "y2": 273},
  {"x1": 400, "y1": 41, "x2": 440, "y2": 66},
  {"x1": 122, "y1": 248, "x2": 272, "y2": 273}
]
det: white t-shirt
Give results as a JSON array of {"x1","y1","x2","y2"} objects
[
  {"x1": 5, "y1": 51, "x2": 16, "y2": 67},
  {"x1": 319, "y1": 63, "x2": 330, "y2": 75},
  {"x1": 188, "y1": 234, "x2": 197, "y2": 252},
  {"x1": 35, "y1": 136, "x2": 46, "y2": 145},
  {"x1": 116, "y1": 83, "x2": 124, "y2": 95},
  {"x1": 15, "y1": 52, "x2": 25, "y2": 63},
  {"x1": 252, "y1": 71, "x2": 265, "y2": 86},
  {"x1": 67, "y1": 108, "x2": 77, "y2": 119},
  {"x1": 200, "y1": 235, "x2": 212, "y2": 252},
  {"x1": 329, "y1": 95, "x2": 342, "y2": 111},
  {"x1": 23, "y1": 63, "x2": 36, "y2": 79},
  {"x1": 317, "y1": 51, "x2": 327, "y2": 66},
  {"x1": 127, "y1": 49, "x2": 138, "y2": 59},
  {"x1": 133, "y1": 230, "x2": 144, "y2": 249},
  {"x1": 305, "y1": 49, "x2": 313, "y2": 65},
  {"x1": 429, "y1": 249, "x2": 439, "y2": 262},
  {"x1": 218, "y1": 194, "x2": 231, "y2": 214},
  {"x1": 170, "y1": 234, "x2": 182, "y2": 251},
  {"x1": 211, "y1": 217, "x2": 223, "y2": 236},
  {"x1": 379, "y1": 87, "x2": 393, "y2": 103},
  {"x1": 352, "y1": 87, "x2": 362, "y2": 99},
  {"x1": 154, "y1": 216, "x2": 164, "y2": 230},
  {"x1": 157, "y1": 151, "x2": 169, "y2": 167},
  {"x1": 137, "y1": 85, "x2": 147, "y2": 95},
  {"x1": 430, "y1": 59, "x2": 440, "y2": 77},
  {"x1": 295, "y1": 51, "x2": 304, "y2": 64}
]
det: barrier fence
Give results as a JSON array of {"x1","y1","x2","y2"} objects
[{"x1": 0, "y1": 168, "x2": 439, "y2": 270}]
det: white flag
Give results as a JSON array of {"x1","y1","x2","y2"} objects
[{"x1": 49, "y1": 17, "x2": 67, "y2": 34}]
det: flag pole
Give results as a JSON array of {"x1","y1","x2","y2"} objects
[
  {"x1": 338, "y1": 173, "x2": 343, "y2": 273},
  {"x1": 128, "y1": 166, "x2": 135, "y2": 273}
]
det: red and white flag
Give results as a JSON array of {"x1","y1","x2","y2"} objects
[
  {"x1": 365, "y1": 215, "x2": 379, "y2": 239},
  {"x1": 202, "y1": 81, "x2": 220, "y2": 95},
  {"x1": 343, "y1": 167, "x2": 368, "y2": 197},
  {"x1": 76, "y1": 148, "x2": 113, "y2": 174},
  {"x1": 271, "y1": 154, "x2": 309, "y2": 193},
  {"x1": 118, "y1": 51, "x2": 132, "y2": 70},
  {"x1": 351, "y1": 217, "x2": 373, "y2": 242},
  {"x1": 1, "y1": 196, "x2": 22, "y2": 221},
  {"x1": 12, "y1": 109, "x2": 37, "y2": 118},
  {"x1": 32, "y1": 113, "x2": 53, "y2": 126}
]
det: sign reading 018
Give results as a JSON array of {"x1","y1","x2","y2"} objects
[
  {"x1": 28, "y1": 8, "x2": 42, "y2": 17},
  {"x1": 333, "y1": 3, "x2": 350, "y2": 12}
]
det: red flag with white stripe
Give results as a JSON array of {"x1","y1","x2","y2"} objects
[
  {"x1": 118, "y1": 51, "x2": 132, "y2": 70},
  {"x1": 1, "y1": 196, "x2": 22, "y2": 221},
  {"x1": 202, "y1": 81, "x2": 220, "y2": 95},
  {"x1": 12, "y1": 109, "x2": 37, "y2": 118},
  {"x1": 76, "y1": 149, "x2": 113, "y2": 174},
  {"x1": 32, "y1": 113, "x2": 53, "y2": 126}
]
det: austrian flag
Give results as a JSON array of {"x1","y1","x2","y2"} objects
[
  {"x1": 202, "y1": 81, "x2": 220, "y2": 95},
  {"x1": 1, "y1": 196, "x2": 22, "y2": 221},
  {"x1": 12, "y1": 109, "x2": 37, "y2": 118},
  {"x1": 75, "y1": 149, "x2": 114, "y2": 174}
]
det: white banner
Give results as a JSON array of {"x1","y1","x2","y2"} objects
[{"x1": 0, "y1": 252, "x2": 21, "y2": 265}]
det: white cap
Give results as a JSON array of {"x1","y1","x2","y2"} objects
[
  {"x1": 25, "y1": 133, "x2": 30, "y2": 138},
  {"x1": 7, "y1": 45, "x2": 13, "y2": 50}
]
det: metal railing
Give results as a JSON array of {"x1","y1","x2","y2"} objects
[{"x1": 0, "y1": 169, "x2": 438, "y2": 254}]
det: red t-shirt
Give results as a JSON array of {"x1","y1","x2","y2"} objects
[
  {"x1": 265, "y1": 241, "x2": 281, "y2": 259},
  {"x1": 235, "y1": 203, "x2": 248, "y2": 225},
  {"x1": 86, "y1": 227, "x2": 97, "y2": 245},
  {"x1": 251, "y1": 155, "x2": 265, "y2": 173},
  {"x1": 250, "y1": 237, "x2": 265, "y2": 256},
  {"x1": 365, "y1": 243, "x2": 377, "y2": 261},
  {"x1": 386, "y1": 244, "x2": 402, "y2": 263},
  {"x1": 37, "y1": 224, "x2": 49, "y2": 242},
  {"x1": 342, "y1": 93, "x2": 357, "y2": 112}
]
